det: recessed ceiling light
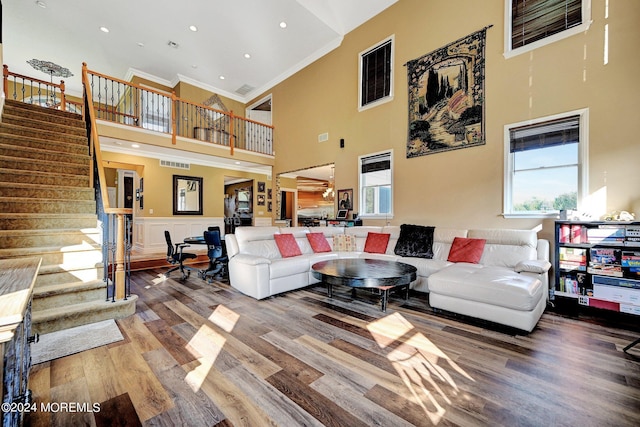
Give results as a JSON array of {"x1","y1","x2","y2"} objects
[
  {"x1": 36, "y1": 1, "x2": 47, "y2": 8},
  {"x1": 219, "y1": 75, "x2": 225, "y2": 80},
  {"x1": 279, "y1": 21, "x2": 287, "y2": 29},
  {"x1": 235, "y1": 161, "x2": 241, "y2": 165},
  {"x1": 131, "y1": 144, "x2": 140, "y2": 148},
  {"x1": 137, "y1": 42, "x2": 145, "y2": 47},
  {"x1": 244, "y1": 53, "x2": 251, "y2": 59},
  {"x1": 189, "y1": 25, "x2": 198, "y2": 32},
  {"x1": 192, "y1": 64, "x2": 198, "y2": 68},
  {"x1": 100, "y1": 26, "x2": 110, "y2": 33}
]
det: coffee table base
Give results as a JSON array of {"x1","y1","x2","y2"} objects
[{"x1": 326, "y1": 283, "x2": 410, "y2": 312}]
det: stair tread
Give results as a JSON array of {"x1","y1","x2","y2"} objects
[
  {"x1": 33, "y1": 279, "x2": 106, "y2": 296},
  {"x1": 0, "y1": 154, "x2": 89, "y2": 168},
  {"x1": 0, "y1": 196, "x2": 95, "y2": 203},
  {"x1": 5, "y1": 100, "x2": 82, "y2": 120},
  {"x1": 0, "y1": 142, "x2": 90, "y2": 159},
  {"x1": 0, "y1": 243, "x2": 102, "y2": 256},
  {"x1": 32, "y1": 295, "x2": 138, "y2": 321},
  {"x1": 0, "y1": 181, "x2": 93, "y2": 191},
  {"x1": 0, "y1": 133, "x2": 88, "y2": 149},
  {"x1": 0, "y1": 212, "x2": 97, "y2": 218}
]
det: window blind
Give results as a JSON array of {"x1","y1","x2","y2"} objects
[
  {"x1": 361, "y1": 152, "x2": 391, "y2": 173},
  {"x1": 511, "y1": 0, "x2": 582, "y2": 48},
  {"x1": 361, "y1": 40, "x2": 392, "y2": 106},
  {"x1": 510, "y1": 115, "x2": 580, "y2": 152}
]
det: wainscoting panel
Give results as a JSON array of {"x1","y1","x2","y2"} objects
[
  {"x1": 133, "y1": 217, "x2": 225, "y2": 254},
  {"x1": 254, "y1": 216, "x2": 273, "y2": 227}
]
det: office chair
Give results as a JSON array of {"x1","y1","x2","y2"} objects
[
  {"x1": 164, "y1": 230, "x2": 198, "y2": 280},
  {"x1": 201, "y1": 229, "x2": 228, "y2": 283}
]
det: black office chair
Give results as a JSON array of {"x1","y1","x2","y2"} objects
[
  {"x1": 201, "y1": 229, "x2": 228, "y2": 283},
  {"x1": 164, "y1": 230, "x2": 198, "y2": 280}
]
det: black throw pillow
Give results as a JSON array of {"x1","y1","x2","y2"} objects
[{"x1": 394, "y1": 224, "x2": 435, "y2": 258}]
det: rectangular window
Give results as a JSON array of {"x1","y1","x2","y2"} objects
[
  {"x1": 140, "y1": 89, "x2": 171, "y2": 133},
  {"x1": 504, "y1": 109, "x2": 588, "y2": 217},
  {"x1": 359, "y1": 36, "x2": 393, "y2": 110},
  {"x1": 359, "y1": 150, "x2": 393, "y2": 218},
  {"x1": 505, "y1": 0, "x2": 591, "y2": 57}
]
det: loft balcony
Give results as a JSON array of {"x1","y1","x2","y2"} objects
[{"x1": 3, "y1": 64, "x2": 275, "y2": 164}]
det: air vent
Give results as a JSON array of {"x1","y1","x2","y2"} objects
[
  {"x1": 167, "y1": 40, "x2": 179, "y2": 49},
  {"x1": 160, "y1": 159, "x2": 190, "y2": 170},
  {"x1": 235, "y1": 84, "x2": 255, "y2": 95}
]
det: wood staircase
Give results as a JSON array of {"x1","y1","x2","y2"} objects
[{"x1": 0, "y1": 99, "x2": 136, "y2": 334}]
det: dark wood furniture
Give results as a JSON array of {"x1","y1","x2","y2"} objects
[
  {"x1": 311, "y1": 258, "x2": 417, "y2": 312},
  {"x1": 1, "y1": 257, "x2": 41, "y2": 427}
]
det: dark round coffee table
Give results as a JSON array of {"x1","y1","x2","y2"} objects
[{"x1": 311, "y1": 258, "x2": 417, "y2": 312}]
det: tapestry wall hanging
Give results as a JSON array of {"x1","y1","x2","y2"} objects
[{"x1": 406, "y1": 27, "x2": 488, "y2": 158}]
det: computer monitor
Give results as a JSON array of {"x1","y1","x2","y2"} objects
[{"x1": 336, "y1": 209, "x2": 349, "y2": 220}]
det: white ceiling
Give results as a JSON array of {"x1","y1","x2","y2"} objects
[{"x1": 3, "y1": 0, "x2": 396, "y2": 102}]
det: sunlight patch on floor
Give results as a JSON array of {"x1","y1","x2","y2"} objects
[
  {"x1": 208, "y1": 304, "x2": 240, "y2": 333},
  {"x1": 367, "y1": 312, "x2": 474, "y2": 424}
]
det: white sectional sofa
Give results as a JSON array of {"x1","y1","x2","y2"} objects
[{"x1": 225, "y1": 225, "x2": 551, "y2": 332}]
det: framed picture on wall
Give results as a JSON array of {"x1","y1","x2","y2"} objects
[
  {"x1": 257, "y1": 194, "x2": 265, "y2": 206},
  {"x1": 268, "y1": 201, "x2": 272, "y2": 212},
  {"x1": 268, "y1": 188, "x2": 272, "y2": 199},
  {"x1": 337, "y1": 188, "x2": 353, "y2": 210},
  {"x1": 258, "y1": 181, "x2": 266, "y2": 193}
]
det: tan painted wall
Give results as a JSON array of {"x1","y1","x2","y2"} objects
[
  {"x1": 260, "y1": 0, "x2": 640, "y2": 241},
  {"x1": 101, "y1": 151, "x2": 270, "y2": 219}
]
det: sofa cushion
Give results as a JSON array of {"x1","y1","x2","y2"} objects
[
  {"x1": 468, "y1": 229, "x2": 537, "y2": 268},
  {"x1": 430, "y1": 264, "x2": 543, "y2": 311},
  {"x1": 270, "y1": 256, "x2": 310, "y2": 279},
  {"x1": 274, "y1": 234, "x2": 302, "y2": 258},
  {"x1": 364, "y1": 232, "x2": 391, "y2": 254},
  {"x1": 394, "y1": 224, "x2": 435, "y2": 258},
  {"x1": 447, "y1": 237, "x2": 486, "y2": 263},
  {"x1": 306, "y1": 232, "x2": 332, "y2": 253},
  {"x1": 333, "y1": 234, "x2": 357, "y2": 252}
]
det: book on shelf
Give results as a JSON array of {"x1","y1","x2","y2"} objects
[
  {"x1": 592, "y1": 275, "x2": 640, "y2": 289},
  {"x1": 571, "y1": 224, "x2": 587, "y2": 243},
  {"x1": 559, "y1": 223, "x2": 571, "y2": 243},
  {"x1": 559, "y1": 247, "x2": 587, "y2": 262},
  {"x1": 559, "y1": 260, "x2": 587, "y2": 271},
  {"x1": 586, "y1": 225, "x2": 626, "y2": 244},
  {"x1": 587, "y1": 264, "x2": 623, "y2": 277},
  {"x1": 622, "y1": 251, "x2": 640, "y2": 277},
  {"x1": 558, "y1": 272, "x2": 586, "y2": 294}
]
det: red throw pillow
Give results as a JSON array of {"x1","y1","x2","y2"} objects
[
  {"x1": 306, "y1": 232, "x2": 331, "y2": 253},
  {"x1": 447, "y1": 237, "x2": 486, "y2": 263},
  {"x1": 364, "y1": 232, "x2": 391, "y2": 254},
  {"x1": 274, "y1": 233, "x2": 302, "y2": 258}
]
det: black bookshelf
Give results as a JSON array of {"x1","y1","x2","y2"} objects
[{"x1": 554, "y1": 220, "x2": 640, "y2": 316}]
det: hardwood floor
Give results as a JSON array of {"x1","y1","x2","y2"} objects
[{"x1": 26, "y1": 268, "x2": 640, "y2": 426}]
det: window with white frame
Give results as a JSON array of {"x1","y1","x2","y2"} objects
[
  {"x1": 505, "y1": 0, "x2": 592, "y2": 57},
  {"x1": 140, "y1": 87, "x2": 171, "y2": 132},
  {"x1": 359, "y1": 36, "x2": 393, "y2": 111},
  {"x1": 504, "y1": 109, "x2": 588, "y2": 217},
  {"x1": 359, "y1": 150, "x2": 393, "y2": 218}
]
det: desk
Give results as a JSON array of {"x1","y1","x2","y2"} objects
[{"x1": 184, "y1": 236, "x2": 206, "y2": 245}]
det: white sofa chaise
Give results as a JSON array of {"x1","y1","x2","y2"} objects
[{"x1": 225, "y1": 225, "x2": 551, "y2": 332}]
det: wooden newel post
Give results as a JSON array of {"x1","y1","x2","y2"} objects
[
  {"x1": 59, "y1": 80, "x2": 66, "y2": 110},
  {"x1": 3, "y1": 65, "x2": 9, "y2": 98},
  {"x1": 114, "y1": 213, "x2": 126, "y2": 300}
]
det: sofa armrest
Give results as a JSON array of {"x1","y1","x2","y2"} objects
[
  {"x1": 515, "y1": 259, "x2": 551, "y2": 274},
  {"x1": 230, "y1": 253, "x2": 272, "y2": 266},
  {"x1": 536, "y1": 239, "x2": 550, "y2": 262}
]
